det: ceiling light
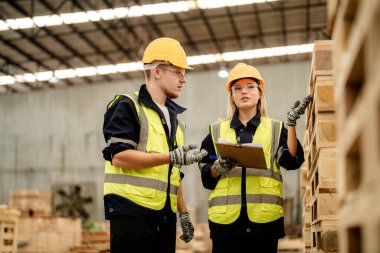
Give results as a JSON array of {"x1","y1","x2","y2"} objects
[
  {"x1": 48, "y1": 75, "x2": 59, "y2": 84},
  {"x1": 33, "y1": 15, "x2": 63, "y2": 27},
  {"x1": 197, "y1": 0, "x2": 278, "y2": 9},
  {"x1": 0, "y1": 76, "x2": 15, "y2": 86},
  {"x1": 217, "y1": 67, "x2": 228, "y2": 78},
  {"x1": 0, "y1": 0, "x2": 279, "y2": 31},
  {"x1": 0, "y1": 20, "x2": 8, "y2": 31},
  {"x1": 0, "y1": 43, "x2": 313, "y2": 86},
  {"x1": 35, "y1": 71, "x2": 53, "y2": 81},
  {"x1": 55, "y1": 69, "x2": 76, "y2": 79}
]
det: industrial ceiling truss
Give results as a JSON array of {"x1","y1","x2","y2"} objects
[{"x1": 0, "y1": 0, "x2": 328, "y2": 94}]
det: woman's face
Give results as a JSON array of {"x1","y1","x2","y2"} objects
[{"x1": 231, "y1": 82, "x2": 261, "y2": 111}]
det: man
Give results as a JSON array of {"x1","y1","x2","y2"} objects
[{"x1": 102, "y1": 37, "x2": 207, "y2": 253}]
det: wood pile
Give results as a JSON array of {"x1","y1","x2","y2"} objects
[
  {"x1": 0, "y1": 206, "x2": 21, "y2": 253},
  {"x1": 9, "y1": 190, "x2": 52, "y2": 218},
  {"x1": 302, "y1": 40, "x2": 338, "y2": 253},
  {"x1": 17, "y1": 217, "x2": 81, "y2": 253},
  {"x1": 332, "y1": 0, "x2": 380, "y2": 252},
  {"x1": 278, "y1": 238, "x2": 304, "y2": 252},
  {"x1": 69, "y1": 230, "x2": 110, "y2": 253}
]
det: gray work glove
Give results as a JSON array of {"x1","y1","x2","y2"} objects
[
  {"x1": 286, "y1": 95, "x2": 312, "y2": 126},
  {"x1": 212, "y1": 158, "x2": 238, "y2": 176},
  {"x1": 169, "y1": 144, "x2": 208, "y2": 165},
  {"x1": 179, "y1": 212, "x2": 194, "y2": 243}
]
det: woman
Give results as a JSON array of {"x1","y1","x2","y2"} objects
[{"x1": 198, "y1": 63, "x2": 311, "y2": 253}]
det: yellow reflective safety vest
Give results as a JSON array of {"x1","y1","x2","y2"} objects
[
  {"x1": 208, "y1": 117, "x2": 283, "y2": 224},
  {"x1": 103, "y1": 92, "x2": 184, "y2": 213}
]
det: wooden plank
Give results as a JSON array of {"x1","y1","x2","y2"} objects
[
  {"x1": 311, "y1": 192, "x2": 338, "y2": 223},
  {"x1": 327, "y1": 0, "x2": 340, "y2": 34},
  {"x1": 306, "y1": 75, "x2": 334, "y2": 130},
  {"x1": 308, "y1": 113, "x2": 337, "y2": 174},
  {"x1": 314, "y1": 78, "x2": 335, "y2": 114},
  {"x1": 311, "y1": 220, "x2": 338, "y2": 252},
  {"x1": 309, "y1": 40, "x2": 334, "y2": 95},
  {"x1": 303, "y1": 225, "x2": 311, "y2": 248},
  {"x1": 309, "y1": 147, "x2": 337, "y2": 196},
  {"x1": 302, "y1": 205, "x2": 311, "y2": 228},
  {"x1": 300, "y1": 165, "x2": 310, "y2": 198},
  {"x1": 278, "y1": 238, "x2": 304, "y2": 251}
]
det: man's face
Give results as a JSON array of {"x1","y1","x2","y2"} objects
[{"x1": 157, "y1": 65, "x2": 187, "y2": 99}]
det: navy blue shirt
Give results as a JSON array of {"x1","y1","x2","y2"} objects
[
  {"x1": 199, "y1": 112, "x2": 305, "y2": 239},
  {"x1": 102, "y1": 84, "x2": 186, "y2": 222}
]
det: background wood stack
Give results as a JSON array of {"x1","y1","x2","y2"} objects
[
  {"x1": 332, "y1": 0, "x2": 380, "y2": 252},
  {"x1": 0, "y1": 206, "x2": 21, "y2": 253},
  {"x1": 69, "y1": 221, "x2": 110, "y2": 253},
  {"x1": 6, "y1": 190, "x2": 82, "y2": 253},
  {"x1": 302, "y1": 39, "x2": 338, "y2": 253},
  {"x1": 9, "y1": 190, "x2": 52, "y2": 218},
  {"x1": 69, "y1": 230, "x2": 110, "y2": 253},
  {"x1": 17, "y1": 217, "x2": 81, "y2": 253}
]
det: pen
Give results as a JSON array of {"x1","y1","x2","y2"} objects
[{"x1": 209, "y1": 154, "x2": 217, "y2": 160}]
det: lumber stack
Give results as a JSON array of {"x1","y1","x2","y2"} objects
[
  {"x1": 332, "y1": 0, "x2": 380, "y2": 252},
  {"x1": 302, "y1": 40, "x2": 338, "y2": 253},
  {"x1": 69, "y1": 230, "x2": 110, "y2": 253},
  {"x1": 17, "y1": 217, "x2": 81, "y2": 253},
  {"x1": 0, "y1": 206, "x2": 21, "y2": 253},
  {"x1": 9, "y1": 190, "x2": 52, "y2": 218}
]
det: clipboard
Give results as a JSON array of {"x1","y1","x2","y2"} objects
[{"x1": 215, "y1": 142, "x2": 267, "y2": 169}]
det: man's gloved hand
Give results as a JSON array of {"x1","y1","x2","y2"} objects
[
  {"x1": 286, "y1": 95, "x2": 312, "y2": 126},
  {"x1": 179, "y1": 212, "x2": 194, "y2": 243},
  {"x1": 212, "y1": 158, "x2": 238, "y2": 176},
  {"x1": 169, "y1": 144, "x2": 208, "y2": 165}
]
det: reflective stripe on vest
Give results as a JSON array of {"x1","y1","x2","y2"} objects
[
  {"x1": 208, "y1": 117, "x2": 283, "y2": 224},
  {"x1": 209, "y1": 194, "x2": 283, "y2": 207},
  {"x1": 104, "y1": 92, "x2": 184, "y2": 212}
]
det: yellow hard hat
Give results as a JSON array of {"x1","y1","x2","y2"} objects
[
  {"x1": 226, "y1": 63, "x2": 265, "y2": 93},
  {"x1": 142, "y1": 37, "x2": 193, "y2": 70}
]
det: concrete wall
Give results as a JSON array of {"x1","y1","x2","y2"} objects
[{"x1": 0, "y1": 60, "x2": 310, "y2": 222}]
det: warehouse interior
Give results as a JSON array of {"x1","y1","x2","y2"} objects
[{"x1": 1, "y1": 0, "x2": 379, "y2": 253}]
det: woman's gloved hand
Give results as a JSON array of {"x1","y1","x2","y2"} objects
[
  {"x1": 212, "y1": 158, "x2": 238, "y2": 176},
  {"x1": 286, "y1": 95, "x2": 312, "y2": 126}
]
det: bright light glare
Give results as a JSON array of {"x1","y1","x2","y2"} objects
[
  {"x1": 197, "y1": 0, "x2": 277, "y2": 9},
  {"x1": 218, "y1": 69, "x2": 228, "y2": 78},
  {"x1": 0, "y1": 0, "x2": 278, "y2": 31},
  {"x1": 0, "y1": 76, "x2": 15, "y2": 86},
  {"x1": 0, "y1": 43, "x2": 313, "y2": 86}
]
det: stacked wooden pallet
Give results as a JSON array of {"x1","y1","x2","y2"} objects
[
  {"x1": 17, "y1": 216, "x2": 82, "y2": 253},
  {"x1": 0, "y1": 206, "x2": 20, "y2": 253},
  {"x1": 70, "y1": 230, "x2": 110, "y2": 253},
  {"x1": 6, "y1": 189, "x2": 85, "y2": 253},
  {"x1": 9, "y1": 190, "x2": 52, "y2": 218},
  {"x1": 302, "y1": 40, "x2": 338, "y2": 253},
  {"x1": 332, "y1": 0, "x2": 380, "y2": 252}
]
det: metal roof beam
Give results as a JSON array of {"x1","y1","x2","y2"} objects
[{"x1": 38, "y1": 0, "x2": 112, "y2": 82}]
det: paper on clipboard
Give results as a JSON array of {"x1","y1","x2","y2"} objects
[{"x1": 215, "y1": 140, "x2": 267, "y2": 169}]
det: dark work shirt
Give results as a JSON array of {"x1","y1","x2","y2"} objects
[
  {"x1": 198, "y1": 112, "x2": 305, "y2": 239},
  {"x1": 102, "y1": 84, "x2": 186, "y2": 222}
]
